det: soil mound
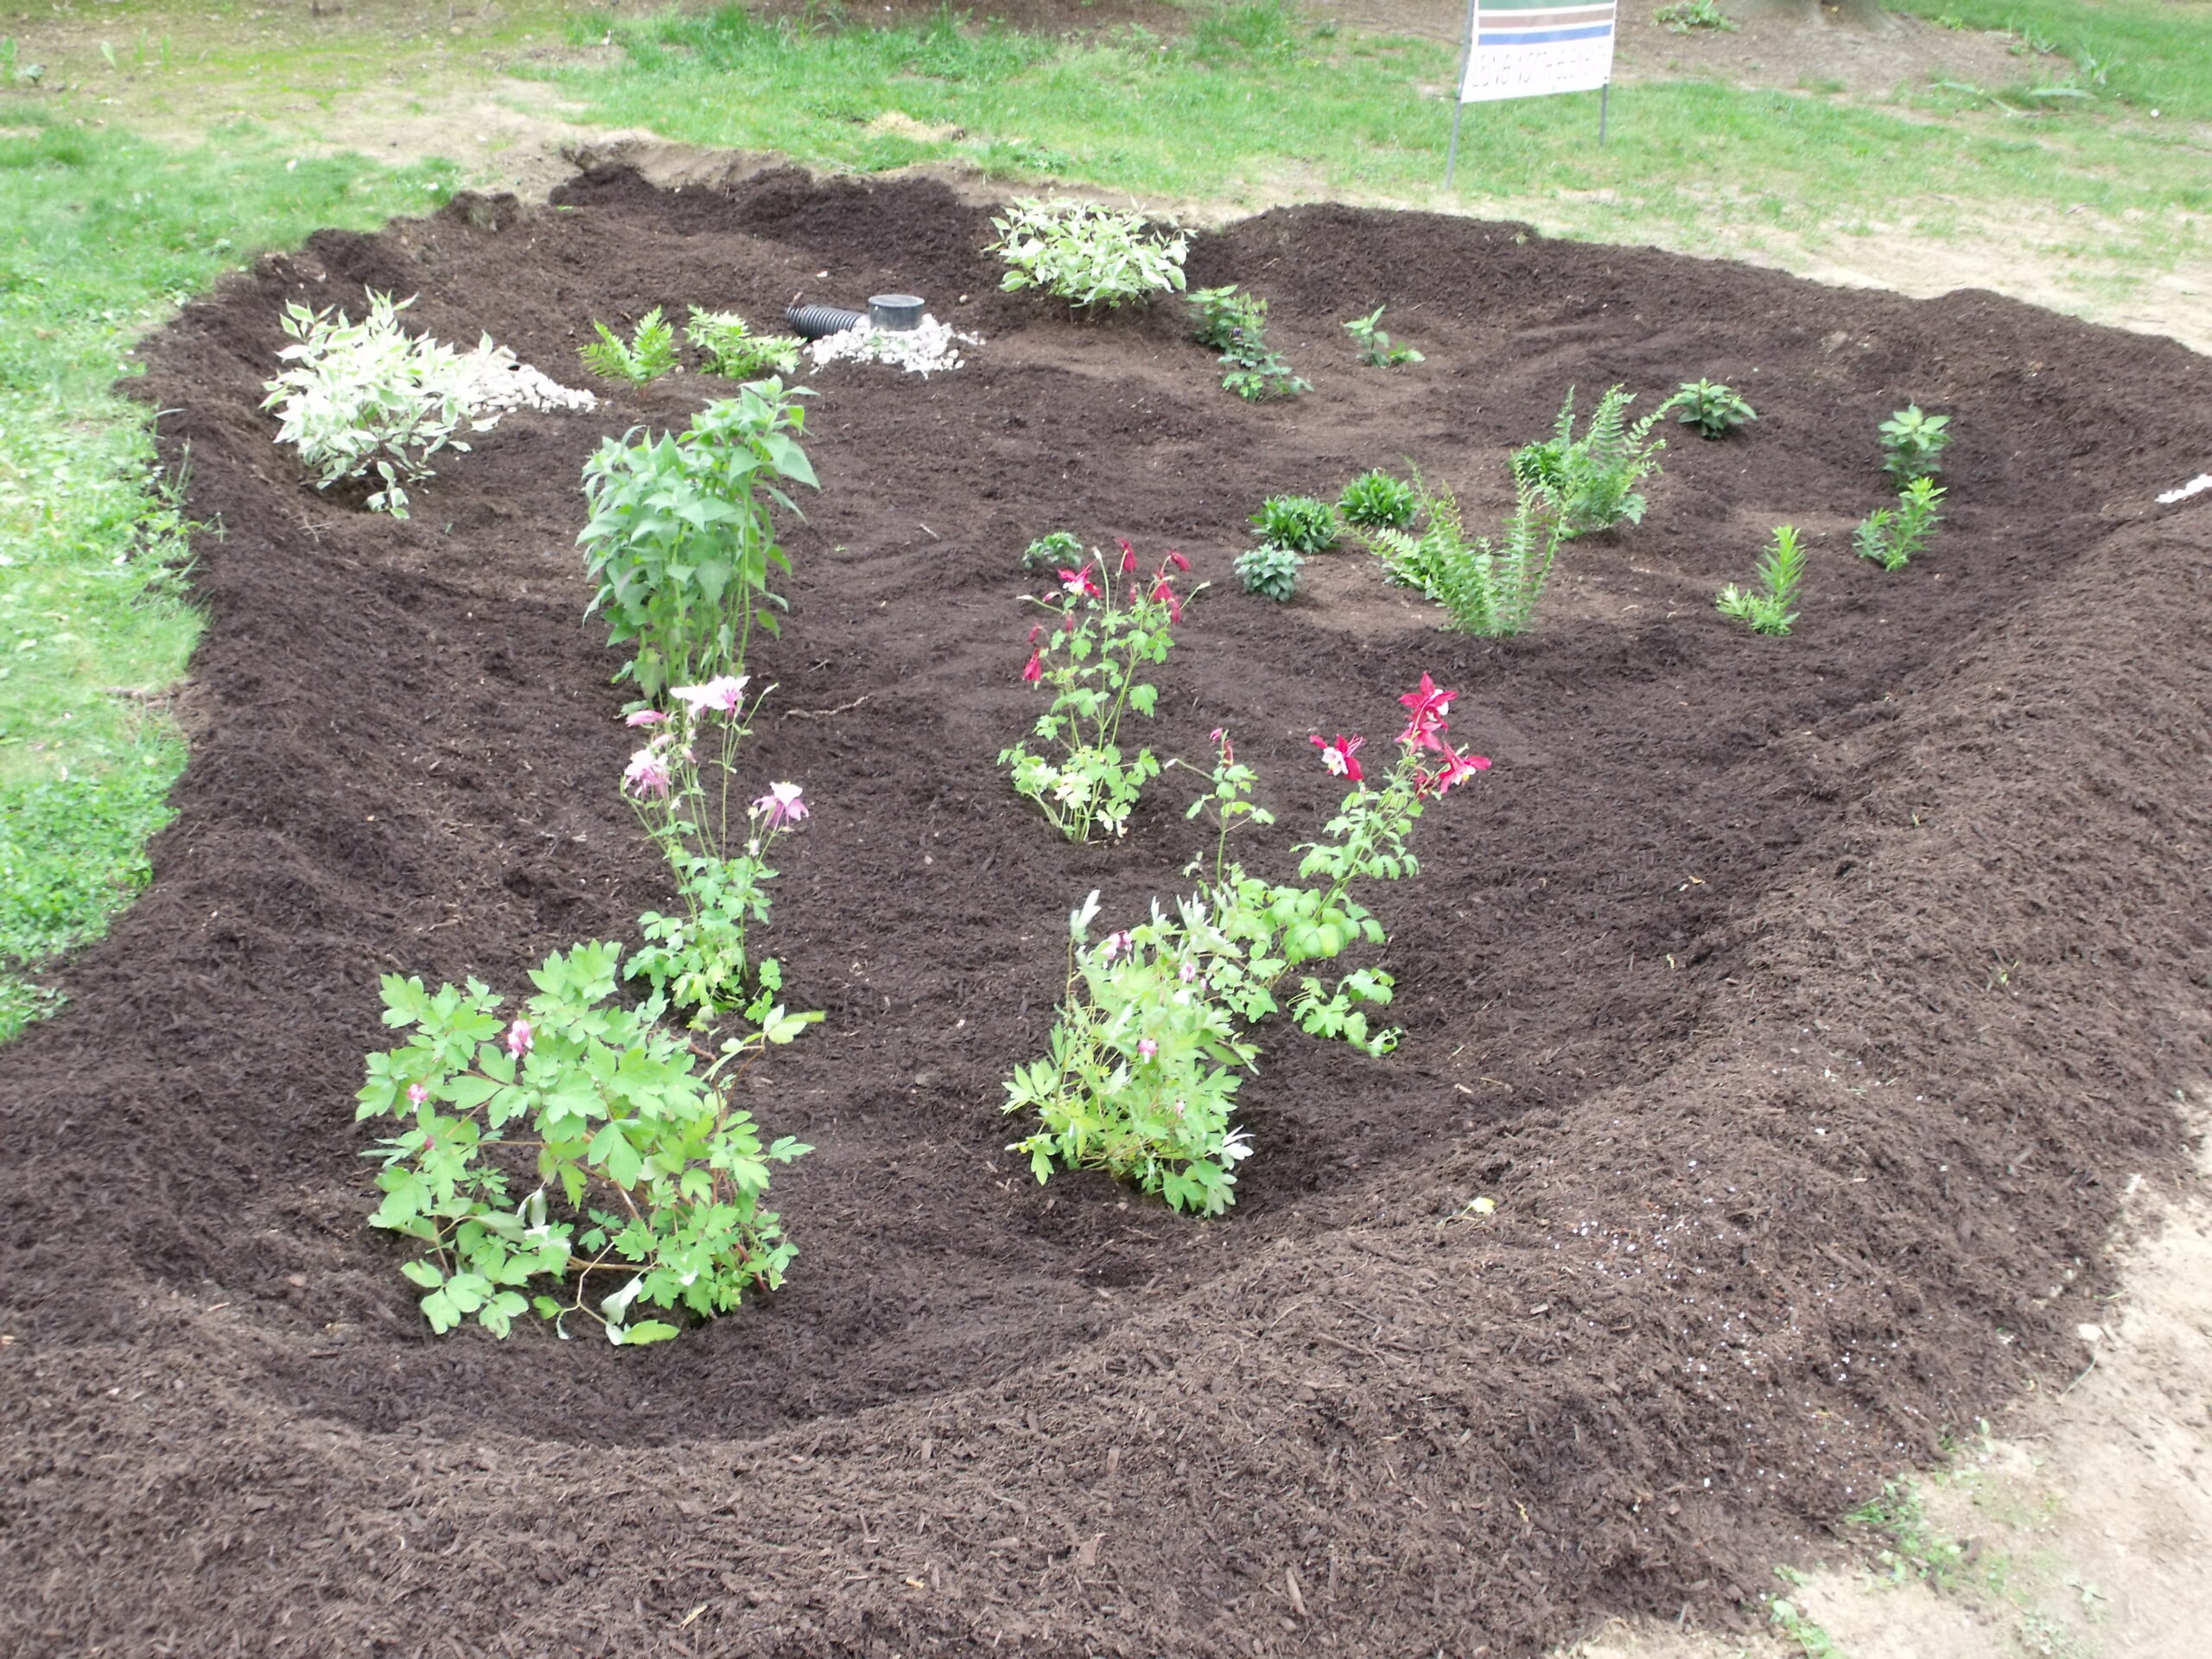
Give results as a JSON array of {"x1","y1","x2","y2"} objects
[{"x1": 3, "y1": 168, "x2": 2208, "y2": 1656}]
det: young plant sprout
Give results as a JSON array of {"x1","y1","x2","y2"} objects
[
  {"x1": 1344, "y1": 306, "x2": 1423, "y2": 367},
  {"x1": 581, "y1": 306, "x2": 679, "y2": 384},
  {"x1": 1716, "y1": 524, "x2": 1807, "y2": 635},
  {"x1": 1880, "y1": 404, "x2": 1952, "y2": 483},
  {"x1": 1189, "y1": 283, "x2": 1308, "y2": 402},
  {"x1": 1668, "y1": 378, "x2": 1758, "y2": 439},
  {"x1": 1512, "y1": 385, "x2": 1669, "y2": 537},
  {"x1": 988, "y1": 197, "x2": 1188, "y2": 310},
  {"x1": 1854, "y1": 476, "x2": 1945, "y2": 570},
  {"x1": 1020, "y1": 529, "x2": 1085, "y2": 575},
  {"x1": 685, "y1": 307, "x2": 803, "y2": 378}
]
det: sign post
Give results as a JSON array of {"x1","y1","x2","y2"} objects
[{"x1": 1445, "y1": 0, "x2": 1619, "y2": 188}]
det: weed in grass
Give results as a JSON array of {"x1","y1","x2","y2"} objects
[
  {"x1": 1344, "y1": 306, "x2": 1423, "y2": 367},
  {"x1": 1338, "y1": 467, "x2": 1419, "y2": 531},
  {"x1": 1656, "y1": 0, "x2": 1739, "y2": 33},
  {"x1": 1512, "y1": 385, "x2": 1668, "y2": 537},
  {"x1": 1854, "y1": 476, "x2": 1945, "y2": 569},
  {"x1": 1236, "y1": 543, "x2": 1304, "y2": 601},
  {"x1": 1716, "y1": 524, "x2": 1806, "y2": 635},
  {"x1": 582, "y1": 305, "x2": 679, "y2": 384},
  {"x1": 1249, "y1": 494, "x2": 1338, "y2": 554},
  {"x1": 1881, "y1": 404, "x2": 1952, "y2": 483},
  {"x1": 1846, "y1": 1478, "x2": 1971, "y2": 1587},
  {"x1": 1668, "y1": 376, "x2": 1758, "y2": 439}
]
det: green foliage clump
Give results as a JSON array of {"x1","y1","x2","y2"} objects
[
  {"x1": 1365, "y1": 479, "x2": 1563, "y2": 637},
  {"x1": 988, "y1": 197, "x2": 1189, "y2": 309},
  {"x1": 261, "y1": 289, "x2": 493, "y2": 518},
  {"x1": 358, "y1": 941, "x2": 814, "y2": 1345},
  {"x1": 582, "y1": 305, "x2": 680, "y2": 384},
  {"x1": 577, "y1": 382, "x2": 817, "y2": 699},
  {"x1": 1250, "y1": 493, "x2": 1338, "y2": 553},
  {"x1": 1880, "y1": 404, "x2": 1952, "y2": 483},
  {"x1": 1656, "y1": 0, "x2": 1739, "y2": 32},
  {"x1": 1188, "y1": 283, "x2": 1309, "y2": 402},
  {"x1": 1235, "y1": 543, "x2": 1304, "y2": 601},
  {"x1": 1344, "y1": 306, "x2": 1423, "y2": 367},
  {"x1": 1511, "y1": 384, "x2": 1669, "y2": 537},
  {"x1": 685, "y1": 307, "x2": 803, "y2": 379},
  {"x1": 1668, "y1": 377, "x2": 1758, "y2": 438},
  {"x1": 1854, "y1": 476, "x2": 1945, "y2": 569},
  {"x1": 1338, "y1": 467, "x2": 1420, "y2": 530},
  {"x1": 1020, "y1": 529, "x2": 1085, "y2": 575},
  {"x1": 1717, "y1": 524, "x2": 1807, "y2": 635}
]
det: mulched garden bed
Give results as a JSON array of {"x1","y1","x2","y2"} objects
[{"x1": 3, "y1": 165, "x2": 2209, "y2": 1657}]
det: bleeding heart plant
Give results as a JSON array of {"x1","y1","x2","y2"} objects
[{"x1": 1000, "y1": 538, "x2": 1195, "y2": 842}]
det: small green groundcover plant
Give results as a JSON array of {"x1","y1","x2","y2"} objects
[
  {"x1": 1854, "y1": 476, "x2": 1944, "y2": 570},
  {"x1": 1005, "y1": 680, "x2": 1490, "y2": 1215},
  {"x1": 620, "y1": 677, "x2": 815, "y2": 1029},
  {"x1": 686, "y1": 307, "x2": 804, "y2": 379},
  {"x1": 358, "y1": 941, "x2": 816, "y2": 1344},
  {"x1": 1344, "y1": 306, "x2": 1423, "y2": 368},
  {"x1": 1368, "y1": 478, "x2": 1565, "y2": 638},
  {"x1": 1512, "y1": 384, "x2": 1669, "y2": 537},
  {"x1": 582, "y1": 305, "x2": 680, "y2": 384},
  {"x1": 1656, "y1": 0, "x2": 1738, "y2": 33},
  {"x1": 1189, "y1": 283, "x2": 1309, "y2": 402},
  {"x1": 578, "y1": 381, "x2": 817, "y2": 699},
  {"x1": 1880, "y1": 404, "x2": 1952, "y2": 483},
  {"x1": 1020, "y1": 529, "x2": 1084, "y2": 575},
  {"x1": 1717, "y1": 524, "x2": 1807, "y2": 634},
  {"x1": 988, "y1": 197, "x2": 1189, "y2": 310},
  {"x1": 261, "y1": 289, "x2": 496, "y2": 518},
  {"x1": 1235, "y1": 543, "x2": 1303, "y2": 601},
  {"x1": 1003, "y1": 539, "x2": 1194, "y2": 842},
  {"x1": 1338, "y1": 467, "x2": 1419, "y2": 531},
  {"x1": 1250, "y1": 493, "x2": 1338, "y2": 553},
  {"x1": 1670, "y1": 377, "x2": 1757, "y2": 439}
]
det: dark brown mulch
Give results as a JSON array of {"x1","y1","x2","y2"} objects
[{"x1": 2, "y1": 167, "x2": 2208, "y2": 1657}]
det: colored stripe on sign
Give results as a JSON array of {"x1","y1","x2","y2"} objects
[{"x1": 1478, "y1": 22, "x2": 1615, "y2": 41}]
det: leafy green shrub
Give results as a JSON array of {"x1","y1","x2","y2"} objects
[
  {"x1": 261, "y1": 289, "x2": 493, "y2": 518},
  {"x1": 1717, "y1": 524, "x2": 1806, "y2": 635},
  {"x1": 1005, "y1": 690, "x2": 1490, "y2": 1214},
  {"x1": 1656, "y1": 0, "x2": 1738, "y2": 32},
  {"x1": 582, "y1": 305, "x2": 679, "y2": 384},
  {"x1": 1250, "y1": 493, "x2": 1338, "y2": 553},
  {"x1": 357, "y1": 941, "x2": 815, "y2": 1345},
  {"x1": 577, "y1": 382, "x2": 817, "y2": 699},
  {"x1": 988, "y1": 197, "x2": 1189, "y2": 309},
  {"x1": 1020, "y1": 529, "x2": 1085, "y2": 575},
  {"x1": 1235, "y1": 543, "x2": 1303, "y2": 601},
  {"x1": 1880, "y1": 404, "x2": 1952, "y2": 483},
  {"x1": 1854, "y1": 476, "x2": 1944, "y2": 570},
  {"x1": 1668, "y1": 377, "x2": 1757, "y2": 439},
  {"x1": 1338, "y1": 467, "x2": 1419, "y2": 530},
  {"x1": 1364, "y1": 478, "x2": 1563, "y2": 637},
  {"x1": 1189, "y1": 283, "x2": 1309, "y2": 402},
  {"x1": 1002, "y1": 542, "x2": 1192, "y2": 842},
  {"x1": 685, "y1": 307, "x2": 803, "y2": 379},
  {"x1": 1344, "y1": 306, "x2": 1423, "y2": 367},
  {"x1": 1512, "y1": 385, "x2": 1669, "y2": 537}
]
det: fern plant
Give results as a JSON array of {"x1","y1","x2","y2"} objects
[
  {"x1": 686, "y1": 308, "x2": 803, "y2": 379},
  {"x1": 1853, "y1": 477, "x2": 1944, "y2": 570},
  {"x1": 1368, "y1": 480, "x2": 1562, "y2": 637},
  {"x1": 1511, "y1": 385, "x2": 1668, "y2": 537},
  {"x1": 1716, "y1": 525, "x2": 1806, "y2": 635},
  {"x1": 582, "y1": 307, "x2": 679, "y2": 385}
]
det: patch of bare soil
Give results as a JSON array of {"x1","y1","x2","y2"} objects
[{"x1": 1, "y1": 168, "x2": 2209, "y2": 1657}]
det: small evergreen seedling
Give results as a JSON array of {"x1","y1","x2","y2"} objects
[
  {"x1": 1716, "y1": 525, "x2": 1806, "y2": 636},
  {"x1": 1880, "y1": 405, "x2": 1951, "y2": 483},
  {"x1": 1344, "y1": 307, "x2": 1423, "y2": 368},
  {"x1": 1338, "y1": 468, "x2": 1420, "y2": 531},
  {"x1": 1853, "y1": 477, "x2": 1945, "y2": 570},
  {"x1": 1250, "y1": 494, "x2": 1337, "y2": 553},
  {"x1": 1236, "y1": 543, "x2": 1304, "y2": 602},
  {"x1": 1020, "y1": 530, "x2": 1085, "y2": 575},
  {"x1": 1668, "y1": 378, "x2": 1757, "y2": 440},
  {"x1": 582, "y1": 306, "x2": 679, "y2": 384},
  {"x1": 686, "y1": 308, "x2": 803, "y2": 379}
]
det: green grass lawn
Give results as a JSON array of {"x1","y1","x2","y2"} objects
[
  {"x1": 1885, "y1": 0, "x2": 2212, "y2": 122},
  {"x1": 0, "y1": 104, "x2": 454, "y2": 1037}
]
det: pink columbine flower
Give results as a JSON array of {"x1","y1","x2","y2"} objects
[
  {"x1": 623, "y1": 747, "x2": 673, "y2": 798},
  {"x1": 1101, "y1": 930, "x2": 1132, "y2": 963},
  {"x1": 1311, "y1": 733, "x2": 1365, "y2": 782},
  {"x1": 1396, "y1": 674, "x2": 1455, "y2": 752},
  {"x1": 1429, "y1": 742, "x2": 1491, "y2": 796},
  {"x1": 1059, "y1": 564, "x2": 1102, "y2": 600},
  {"x1": 1209, "y1": 727, "x2": 1234, "y2": 765},
  {"x1": 671, "y1": 674, "x2": 749, "y2": 715},
  {"x1": 1178, "y1": 961, "x2": 1197, "y2": 983},
  {"x1": 1137, "y1": 1039, "x2": 1158, "y2": 1061},
  {"x1": 1118, "y1": 538, "x2": 1138, "y2": 575},
  {"x1": 753, "y1": 781, "x2": 809, "y2": 830},
  {"x1": 1022, "y1": 651, "x2": 1043, "y2": 684},
  {"x1": 505, "y1": 1020, "x2": 533, "y2": 1058},
  {"x1": 625, "y1": 709, "x2": 668, "y2": 728},
  {"x1": 407, "y1": 1084, "x2": 429, "y2": 1107}
]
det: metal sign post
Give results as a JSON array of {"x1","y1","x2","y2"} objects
[
  {"x1": 1445, "y1": 0, "x2": 1480, "y2": 191},
  {"x1": 1445, "y1": 0, "x2": 1619, "y2": 186}
]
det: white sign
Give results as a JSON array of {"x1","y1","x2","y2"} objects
[{"x1": 1459, "y1": 0, "x2": 1617, "y2": 104}]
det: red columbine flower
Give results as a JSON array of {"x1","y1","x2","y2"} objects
[
  {"x1": 1430, "y1": 742, "x2": 1491, "y2": 796},
  {"x1": 1119, "y1": 538, "x2": 1137, "y2": 575},
  {"x1": 1166, "y1": 550, "x2": 1191, "y2": 573},
  {"x1": 1311, "y1": 734, "x2": 1365, "y2": 781},
  {"x1": 1059, "y1": 564, "x2": 1101, "y2": 599},
  {"x1": 1022, "y1": 651, "x2": 1043, "y2": 683},
  {"x1": 1151, "y1": 578, "x2": 1182, "y2": 623},
  {"x1": 1397, "y1": 673, "x2": 1455, "y2": 753}
]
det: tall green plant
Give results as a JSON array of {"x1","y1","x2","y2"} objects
[
  {"x1": 1511, "y1": 385, "x2": 1668, "y2": 537},
  {"x1": 1366, "y1": 479, "x2": 1564, "y2": 637},
  {"x1": 577, "y1": 382, "x2": 817, "y2": 699}
]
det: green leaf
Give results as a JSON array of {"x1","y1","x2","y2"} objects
[{"x1": 398, "y1": 1259, "x2": 444, "y2": 1290}]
